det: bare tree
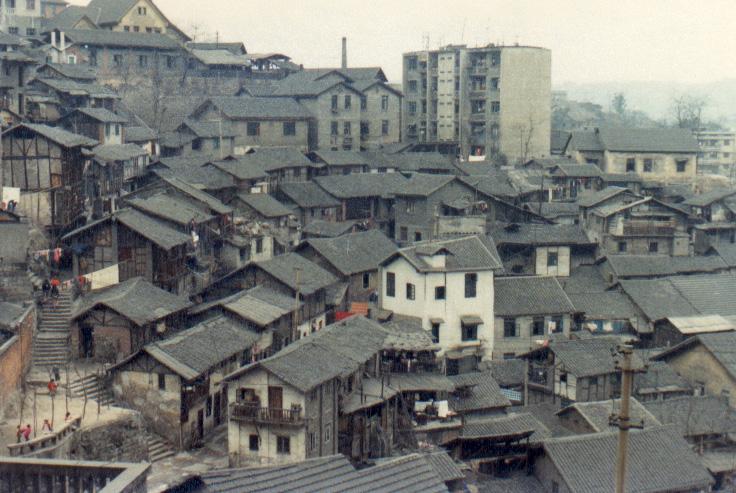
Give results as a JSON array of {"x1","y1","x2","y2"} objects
[
  {"x1": 612, "y1": 92, "x2": 628, "y2": 121},
  {"x1": 515, "y1": 113, "x2": 540, "y2": 164},
  {"x1": 670, "y1": 94, "x2": 708, "y2": 130}
]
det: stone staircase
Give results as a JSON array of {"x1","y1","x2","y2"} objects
[
  {"x1": 68, "y1": 373, "x2": 114, "y2": 406},
  {"x1": 146, "y1": 432, "x2": 176, "y2": 462},
  {"x1": 32, "y1": 290, "x2": 72, "y2": 373}
]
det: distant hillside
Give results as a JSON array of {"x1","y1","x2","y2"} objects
[{"x1": 556, "y1": 79, "x2": 736, "y2": 127}]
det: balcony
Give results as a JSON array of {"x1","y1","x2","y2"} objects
[
  {"x1": 622, "y1": 221, "x2": 675, "y2": 236},
  {"x1": 230, "y1": 403, "x2": 304, "y2": 426}
]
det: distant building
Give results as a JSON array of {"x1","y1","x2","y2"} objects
[
  {"x1": 0, "y1": 0, "x2": 42, "y2": 36},
  {"x1": 402, "y1": 44, "x2": 551, "y2": 162},
  {"x1": 694, "y1": 129, "x2": 736, "y2": 174}
]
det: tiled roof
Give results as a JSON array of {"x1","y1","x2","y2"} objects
[
  {"x1": 127, "y1": 193, "x2": 214, "y2": 226},
  {"x1": 557, "y1": 398, "x2": 660, "y2": 432},
  {"x1": 311, "y1": 150, "x2": 369, "y2": 166},
  {"x1": 279, "y1": 181, "x2": 340, "y2": 208},
  {"x1": 189, "y1": 48, "x2": 250, "y2": 67},
  {"x1": 301, "y1": 219, "x2": 357, "y2": 238},
  {"x1": 543, "y1": 338, "x2": 641, "y2": 377},
  {"x1": 71, "y1": 107, "x2": 127, "y2": 123},
  {"x1": 494, "y1": 276, "x2": 575, "y2": 316},
  {"x1": 459, "y1": 173, "x2": 519, "y2": 199},
  {"x1": 153, "y1": 165, "x2": 235, "y2": 191},
  {"x1": 39, "y1": 62, "x2": 98, "y2": 81},
  {"x1": 253, "y1": 253, "x2": 337, "y2": 296},
  {"x1": 603, "y1": 255, "x2": 728, "y2": 278},
  {"x1": 576, "y1": 186, "x2": 634, "y2": 208},
  {"x1": 459, "y1": 413, "x2": 550, "y2": 443},
  {"x1": 43, "y1": 6, "x2": 97, "y2": 31},
  {"x1": 124, "y1": 126, "x2": 157, "y2": 142},
  {"x1": 707, "y1": 243, "x2": 736, "y2": 267},
  {"x1": 393, "y1": 174, "x2": 455, "y2": 197},
  {"x1": 536, "y1": 201, "x2": 580, "y2": 218},
  {"x1": 33, "y1": 78, "x2": 118, "y2": 99},
  {"x1": 93, "y1": 143, "x2": 147, "y2": 162},
  {"x1": 5, "y1": 123, "x2": 97, "y2": 148},
  {"x1": 549, "y1": 164, "x2": 602, "y2": 178},
  {"x1": 633, "y1": 360, "x2": 691, "y2": 396},
  {"x1": 314, "y1": 173, "x2": 408, "y2": 199},
  {"x1": 683, "y1": 188, "x2": 736, "y2": 207},
  {"x1": 222, "y1": 286, "x2": 298, "y2": 327},
  {"x1": 489, "y1": 222, "x2": 593, "y2": 246},
  {"x1": 389, "y1": 152, "x2": 457, "y2": 173},
  {"x1": 204, "y1": 96, "x2": 311, "y2": 120},
  {"x1": 643, "y1": 396, "x2": 736, "y2": 437},
  {"x1": 484, "y1": 359, "x2": 526, "y2": 387},
  {"x1": 391, "y1": 235, "x2": 503, "y2": 272},
  {"x1": 116, "y1": 207, "x2": 192, "y2": 250},
  {"x1": 300, "y1": 229, "x2": 398, "y2": 276},
  {"x1": 146, "y1": 315, "x2": 259, "y2": 380},
  {"x1": 570, "y1": 127, "x2": 700, "y2": 153},
  {"x1": 567, "y1": 291, "x2": 637, "y2": 320},
  {"x1": 180, "y1": 118, "x2": 237, "y2": 138},
  {"x1": 655, "y1": 332, "x2": 736, "y2": 381},
  {"x1": 559, "y1": 265, "x2": 609, "y2": 294},
  {"x1": 420, "y1": 451, "x2": 464, "y2": 482},
  {"x1": 186, "y1": 42, "x2": 246, "y2": 55},
  {"x1": 448, "y1": 371, "x2": 511, "y2": 413},
  {"x1": 236, "y1": 193, "x2": 292, "y2": 218},
  {"x1": 72, "y1": 277, "x2": 190, "y2": 326},
  {"x1": 237, "y1": 147, "x2": 313, "y2": 172},
  {"x1": 541, "y1": 426, "x2": 713, "y2": 493},
  {"x1": 210, "y1": 158, "x2": 268, "y2": 181},
  {"x1": 85, "y1": 0, "x2": 136, "y2": 25},
  {"x1": 63, "y1": 29, "x2": 182, "y2": 50},
  {"x1": 158, "y1": 175, "x2": 232, "y2": 215},
  {"x1": 619, "y1": 278, "x2": 699, "y2": 322}
]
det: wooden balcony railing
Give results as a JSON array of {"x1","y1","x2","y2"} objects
[
  {"x1": 7, "y1": 417, "x2": 82, "y2": 457},
  {"x1": 229, "y1": 403, "x2": 304, "y2": 426},
  {"x1": 622, "y1": 222, "x2": 675, "y2": 236}
]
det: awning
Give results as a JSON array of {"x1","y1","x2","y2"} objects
[{"x1": 461, "y1": 315, "x2": 484, "y2": 325}]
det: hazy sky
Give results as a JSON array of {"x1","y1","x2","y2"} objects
[{"x1": 69, "y1": 0, "x2": 736, "y2": 86}]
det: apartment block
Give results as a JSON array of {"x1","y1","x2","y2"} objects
[
  {"x1": 402, "y1": 44, "x2": 551, "y2": 163},
  {"x1": 695, "y1": 129, "x2": 736, "y2": 175}
]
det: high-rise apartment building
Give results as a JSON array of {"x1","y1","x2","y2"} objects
[{"x1": 402, "y1": 44, "x2": 551, "y2": 163}]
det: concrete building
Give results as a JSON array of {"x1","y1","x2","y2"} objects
[
  {"x1": 0, "y1": 0, "x2": 42, "y2": 36},
  {"x1": 695, "y1": 129, "x2": 736, "y2": 175},
  {"x1": 402, "y1": 44, "x2": 551, "y2": 163}
]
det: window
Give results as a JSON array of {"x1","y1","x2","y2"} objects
[
  {"x1": 532, "y1": 317, "x2": 545, "y2": 336},
  {"x1": 344, "y1": 95, "x2": 351, "y2": 109},
  {"x1": 138, "y1": 55, "x2": 148, "y2": 68},
  {"x1": 133, "y1": 26, "x2": 140, "y2": 32},
  {"x1": 381, "y1": 120, "x2": 389, "y2": 136},
  {"x1": 431, "y1": 323, "x2": 440, "y2": 343},
  {"x1": 157, "y1": 374, "x2": 166, "y2": 390},
  {"x1": 491, "y1": 77, "x2": 499, "y2": 90},
  {"x1": 408, "y1": 101, "x2": 417, "y2": 115},
  {"x1": 407, "y1": 57, "x2": 418, "y2": 70},
  {"x1": 618, "y1": 241, "x2": 627, "y2": 253},
  {"x1": 465, "y1": 273, "x2": 477, "y2": 298},
  {"x1": 471, "y1": 100, "x2": 486, "y2": 114},
  {"x1": 255, "y1": 237, "x2": 263, "y2": 254},
  {"x1": 386, "y1": 272, "x2": 395, "y2": 297},
  {"x1": 331, "y1": 94, "x2": 338, "y2": 110},
  {"x1": 138, "y1": 6, "x2": 147, "y2": 15},
  {"x1": 406, "y1": 283, "x2": 415, "y2": 300},
  {"x1": 124, "y1": 26, "x2": 130, "y2": 31},
  {"x1": 308, "y1": 432, "x2": 316, "y2": 451},
  {"x1": 192, "y1": 139, "x2": 202, "y2": 151},
  {"x1": 399, "y1": 226, "x2": 408, "y2": 241},
  {"x1": 213, "y1": 139, "x2": 221, "y2": 150},
  {"x1": 435, "y1": 286, "x2": 446, "y2": 300},
  {"x1": 239, "y1": 248, "x2": 248, "y2": 263},
  {"x1": 115, "y1": 124, "x2": 120, "y2": 136},
  {"x1": 360, "y1": 121, "x2": 370, "y2": 137},
  {"x1": 276, "y1": 436, "x2": 290, "y2": 454},
  {"x1": 503, "y1": 353, "x2": 516, "y2": 360},
  {"x1": 490, "y1": 101, "x2": 500, "y2": 113},
  {"x1": 330, "y1": 121, "x2": 338, "y2": 135},
  {"x1": 247, "y1": 122, "x2": 260, "y2": 136},
  {"x1": 359, "y1": 96, "x2": 367, "y2": 110},
  {"x1": 343, "y1": 122, "x2": 351, "y2": 136},
  {"x1": 414, "y1": 231, "x2": 422, "y2": 242},
  {"x1": 362, "y1": 272, "x2": 370, "y2": 289},
  {"x1": 7, "y1": 27, "x2": 18, "y2": 35},
  {"x1": 551, "y1": 316, "x2": 564, "y2": 333},
  {"x1": 626, "y1": 158, "x2": 636, "y2": 172},
  {"x1": 649, "y1": 241, "x2": 658, "y2": 253},
  {"x1": 113, "y1": 54, "x2": 124, "y2": 67},
  {"x1": 26, "y1": 0, "x2": 34, "y2": 8},
  {"x1": 676, "y1": 160, "x2": 687, "y2": 173},
  {"x1": 461, "y1": 323, "x2": 478, "y2": 341},
  {"x1": 324, "y1": 423, "x2": 331, "y2": 442},
  {"x1": 547, "y1": 251, "x2": 558, "y2": 267},
  {"x1": 643, "y1": 158, "x2": 653, "y2": 172},
  {"x1": 206, "y1": 396, "x2": 212, "y2": 417},
  {"x1": 249, "y1": 434, "x2": 259, "y2": 451},
  {"x1": 381, "y1": 95, "x2": 389, "y2": 111},
  {"x1": 283, "y1": 121, "x2": 296, "y2": 136},
  {"x1": 503, "y1": 318, "x2": 517, "y2": 338},
  {"x1": 26, "y1": 27, "x2": 36, "y2": 36},
  {"x1": 408, "y1": 80, "x2": 418, "y2": 92}
]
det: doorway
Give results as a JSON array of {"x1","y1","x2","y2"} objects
[{"x1": 80, "y1": 325, "x2": 94, "y2": 358}]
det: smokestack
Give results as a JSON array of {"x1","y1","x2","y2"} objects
[
  {"x1": 51, "y1": 31, "x2": 57, "y2": 49},
  {"x1": 341, "y1": 37, "x2": 347, "y2": 69}
]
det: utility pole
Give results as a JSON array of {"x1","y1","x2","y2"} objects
[
  {"x1": 611, "y1": 344, "x2": 644, "y2": 493},
  {"x1": 293, "y1": 267, "x2": 301, "y2": 341}
]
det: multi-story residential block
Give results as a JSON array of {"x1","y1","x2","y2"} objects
[
  {"x1": 379, "y1": 235, "x2": 502, "y2": 370},
  {"x1": 0, "y1": 0, "x2": 42, "y2": 36},
  {"x1": 402, "y1": 44, "x2": 551, "y2": 162},
  {"x1": 41, "y1": 0, "x2": 67, "y2": 19},
  {"x1": 694, "y1": 129, "x2": 736, "y2": 175},
  {"x1": 565, "y1": 127, "x2": 699, "y2": 184}
]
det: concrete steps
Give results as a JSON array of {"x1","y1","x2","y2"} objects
[
  {"x1": 146, "y1": 433, "x2": 176, "y2": 462},
  {"x1": 68, "y1": 373, "x2": 114, "y2": 406},
  {"x1": 32, "y1": 291, "x2": 73, "y2": 370}
]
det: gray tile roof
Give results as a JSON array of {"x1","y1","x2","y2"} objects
[
  {"x1": 279, "y1": 181, "x2": 341, "y2": 208},
  {"x1": 568, "y1": 130, "x2": 604, "y2": 152},
  {"x1": 489, "y1": 222, "x2": 593, "y2": 246},
  {"x1": 72, "y1": 277, "x2": 190, "y2": 326},
  {"x1": 189, "y1": 48, "x2": 250, "y2": 67},
  {"x1": 33, "y1": 78, "x2": 118, "y2": 99},
  {"x1": 93, "y1": 143, "x2": 147, "y2": 162},
  {"x1": 146, "y1": 315, "x2": 259, "y2": 380},
  {"x1": 236, "y1": 193, "x2": 292, "y2": 218},
  {"x1": 314, "y1": 173, "x2": 408, "y2": 199},
  {"x1": 6, "y1": 123, "x2": 97, "y2": 148},
  {"x1": 226, "y1": 316, "x2": 390, "y2": 392},
  {"x1": 459, "y1": 173, "x2": 519, "y2": 199},
  {"x1": 63, "y1": 29, "x2": 182, "y2": 50},
  {"x1": 186, "y1": 42, "x2": 246, "y2": 55},
  {"x1": 576, "y1": 186, "x2": 634, "y2": 208},
  {"x1": 158, "y1": 175, "x2": 233, "y2": 215},
  {"x1": 222, "y1": 286, "x2": 299, "y2": 327},
  {"x1": 300, "y1": 229, "x2": 397, "y2": 276},
  {"x1": 72, "y1": 107, "x2": 127, "y2": 123},
  {"x1": 683, "y1": 188, "x2": 736, "y2": 207},
  {"x1": 601, "y1": 172, "x2": 643, "y2": 183},
  {"x1": 570, "y1": 127, "x2": 700, "y2": 153},
  {"x1": 127, "y1": 193, "x2": 214, "y2": 226},
  {"x1": 420, "y1": 451, "x2": 464, "y2": 482},
  {"x1": 394, "y1": 174, "x2": 455, "y2": 197},
  {"x1": 0, "y1": 222, "x2": 30, "y2": 264},
  {"x1": 643, "y1": 396, "x2": 736, "y2": 438},
  {"x1": 153, "y1": 165, "x2": 235, "y2": 191},
  {"x1": 633, "y1": 360, "x2": 691, "y2": 396},
  {"x1": 542, "y1": 338, "x2": 640, "y2": 377},
  {"x1": 85, "y1": 0, "x2": 137, "y2": 25},
  {"x1": 536, "y1": 201, "x2": 580, "y2": 218},
  {"x1": 38, "y1": 62, "x2": 98, "y2": 81},
  {"x1": 271, "y1": 72, "x2": 357, "y2": 98},
  {"x1": 619, "y1": 278, "x2": 699, "y2": 322},
  {"x1": 557, "y1": 398, "x2": 660, "y2": 432},
  {"x1": 459, "y1": 412, "x2": 550, "y2": 443},
  {"x1": 124, "y1": 126, "x2": 157, "y2": 142},
  {"x1": 567, "y1": 291, "x2": 637, "y2": 320},
  {"x1": 541, "y1": 426, "x2": 713, "y2": 493},
  {"x1": 238, "y1": 147, "x2": 313, "y2": 172},
  {"x1": 209, "y1": 158, "x2": 268, "y2": 181},
  {"x1": 483, "y1": 359, "x2": 526, "y2": 387},
  {"x1": 253, "y1": 253, "x2": 338, "y2": 296},
  {"x1": 548, "y1": 163, "x2": 602, "y2": 178},
  {"x1": 708, "y1": 243, "x2": 736, "y2": 267},
  {"x1": 301, "y1": 219, "x2": 357, "y2": 238},
  {"x1": 311, "y1": 150, "x2": 369, "y2": 166},
  {"x1": 116, "y1": 207, "x2": 192, "y2": 250},
  {"x1": 448, "y1": 371, "x2": 511, "y2": 412},
  {"x1": 180, "y1": 118, "x2": 237, "y2": 139},
  {"x1": 43, "y1": 5, "x2": 97, "y2": 31},
  {"x1": 559, "y1": 266, "x2": 609, "y2": 295},
  {"x1": 389, "y1": 152, "x2": 458, "y2": 173},
  {"x1": 196, "y1": 453, "x2": 448, "y2": 493},
  {"x1": 494, "y1": 276, "x2": 575, "y2": 316},
  {"x1": 390, "y1": 235, "x2": 503, "y2": 272},
  {"x1": 204, "y1": 96, "x2": 311, "y2": 120},
  {"x1": 655, "y1": 332, "x2": 736, "y2": 381},
  {"x1": 603, "y1": 255, "x2": 728, "y2": 278}
]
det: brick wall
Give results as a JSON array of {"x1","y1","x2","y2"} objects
[{"x1": 0, "y1": 305, "x2": 36, "y2": 396}]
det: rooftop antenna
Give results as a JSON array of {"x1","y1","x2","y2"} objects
[
  {"x1": 422, "y1": 33, "x2": 430, "y2": 51},
  {"x1": 460, "y1": 18, "x2": 467, "y2": 44}
]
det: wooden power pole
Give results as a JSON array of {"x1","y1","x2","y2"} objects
[{"x1": 611, "y1": 345, "x2": 644, "y2": 493}]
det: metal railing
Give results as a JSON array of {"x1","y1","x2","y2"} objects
[{"x1": 229, "y1": 403, "x2": 304, "y2": 425}]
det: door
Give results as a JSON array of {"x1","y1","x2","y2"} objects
[
  {"x1": 80, "y1": 325, "x2": 94, "y2": 358},
  {"x1": 268, "y1": 386, "x2": 283, "y2": 419},
  {"x1": 213, "y1": 391, "x2": 221, "y2": 426},
  {"x1": 196, "y1": 410, "x2": 204, "y2": 440}
]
